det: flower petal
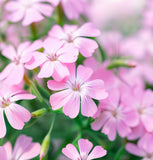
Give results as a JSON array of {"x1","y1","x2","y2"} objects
[
  {"x1": 74, "y1": 37, "x2": 98, "y2": 57},
  {"x1": 50, "y1": 89, "x2": 72, "y2": 110},
  {"x1": 62, "y1": 144, "x2": 80, "y2": 159},
  {"x1": 81, "y1": 97, "x2": 97, "y2": 117},
  {"x1": 86, "y1": 80, "x2": 108, "y2": 100},
  {"x1": 63, "y1": 92, "x2": 80, "y2": 118},
  {"x1": 0, "y1": 109, "x2": 6, "y2": 138},
  {"x1": 88, "y1": 146, "x2": 107, "y2": 159},
  {"x1": 38, "y1": 61, "x2": 54, "y2": 78},
  {"x1": 5, "y1": 103, "x2": 31, "y2": 130},
  {"x1": 77, "y1": 65, "x2": 93, "y2": 82},
  {"x1": 19, "y1": 143, "x2": 41, "y2": 160},
  {"x1": 78, "y1": 139, "x2": 93, "y2": 156}
]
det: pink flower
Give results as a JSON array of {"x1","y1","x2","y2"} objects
[
  {"x1": 47, "y1": 64, "x2": 108, "y2": 118},
  {"x1": 25, "y1": 38, "x2": 78, "y2": 81},
  {"x1": 0, "y1": 40, "x2": 42, "y2": 85},
  {"x1": 123, "y1": 86, "x2": 153, "y2": 133},
  {"x1": 98, "y1": 31, "x2": 122, "y2": 57},
  {"x1": 0, "y1": 90, "x2": 35, "y2": 138},
  {"x1": 59, "y1": 0, "x2": 88, "y2": 20},
  {"x1": 120, "y1": 29, "x2": 153, "y2": 60},
  {"x1": 126, "y1": 132, "x2": 153, "y2": 159},
  {"x1": 62, "y1": 138, "x2": 107, "y2": 160},
  {"x1": 48, "y1": 23, "x2": 101, "y2": 57},
  {"x1": 5, "y1": 0, "x2": 55, "y2": 26},
  {"x1": 0, "y1": 134, "x2": 41, "y2": 160},
  {"x1": 91, "y1": 88, "x2": 139, "y2": 141}
]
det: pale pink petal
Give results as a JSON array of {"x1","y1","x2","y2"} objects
[
  {"x1": 50, "y1": 89, "x2": 72, "y2": 110},
  {"x1": 73, "y1": 22, "x2": 101, "y2": 37},
  {"x1": 127, "y1": 123, "x2": 145, "y2": 140},
  {"x1": 91, "y1": 112, "x2": 111, "y2": 131},
  {"x1": 62, "y1": 144, "x2": 80, "y2": 159},
  {"x1": 117, "y1": 120, "x2": 131, "y2": 137},
  {"x1": 58, "y1": 44, "x2": 78, "y2": 63},
  {"x1": 0, "y1": 147, "x2": 7, "y2": 160},
  {"x1": 78, "y1": 139, "x2": 93, "y2": 156},
  {"x1": 24, "y1": 40, "x2": 42, "y2": 54},
  {"x1": 5, "y1": 103, "x2": 30, "y2": 130},
  {"x1": 17, "y1": 42, "x2": 31, "y2": 56},
  {"x1": 62, "y1": 0, "x2": 80, "y2": 20},
  {"x1": 38, "y1": 61, "x2": 54, "y2": 78},
  {"x1": 66, "y1": 63, "x2": 76, "y2": 81},
  {"x1": 138, "y1": 133, "x2": 153, "y2": 153},
  {"x1": 126, "y1": 143, "x2": 145, "y2": 157},
  {"x1": 34, "y1": 3, "x2": 53, "y2": 17},
  {"x1": 81, "y1": 97, "x2": 97, "y2": 117},
  {"x1": 22, "y1": 8, "x2": 44, "y2": 26},
  {"x1": 48, "y1": 25, "x2": 66, "y2": 39},
  {"x1": 5, "y1": 1, "x2": 21, "y2": 11},
  {"x1": 4, "y1": 63, "x2": 24, "y2": 85},
  {"x1": 84, "y1": 57, "x2": 99, "y2": 71},
  {"x1": 123, "y1": 110, "x2": 139, "y2": 127},
  {"x1": 12, "y1": 135, "x2": 32, "y2": 159},
  {"x1": 142, "y1": 89, "x2": 153, "y2": 106},
  {"x1": 7, "y1": 9, "x2": 25, "y2": 22},
  {"x1": 77, "y1": 65, "x2": 93, "y2": 82},
  {"x1": 86, "y1": 80, "x2": 108, "y2": 100},
  {"x1": 88, "y1": 146, "x2": 107, "y2": 159},
  {"x1": 25, "y1": 52, "x2": 47, "y2": 70},
  {"x1": 74, "y1": 38, "x2": 98, "y2": 57},
  {"x1": 0, "y1": 109, "x2": 6, "y2": 138},
  {"x1": 47, "y1": 80, "x2": 66, "y2": 91},
  {"x1": 19, "y1": 143, "x2": 41, "y2": 159},
  {"x1": 0, "y1": 63, "x2": 15, "y2": 81},
  {"x1": 43, "y1": 38, "x2": 64, "y2": 54},
  {"x1": 10, "y1": 93, "x2": 36, "y2": 102},
  {"x1": 2, "y1": 45, "x2": 17, "y2": 60},
  {"x1": 63, "y1": 92, "x2": 80, "y2": 118},
  {"x1": 3, "y1": 142, "x2": 12, "y2": 160},
  {"x1": 52, "y1": 62, "x2": 69, "y2": 81},
  {"x1": 102, "y1": 118, "x2": 117, "y2": 141},
  {"x1": 141, "y1": 114, "x2": 153, "y2": 132}
]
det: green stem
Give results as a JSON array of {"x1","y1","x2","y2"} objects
[
  {"x1": 56, "y1": 3, "x2": 64, "y2": 26},
  {"x1": 30, "y1": 23, "x2": 37, "y2": 40},
  {"x1": 114, "y1": 145, "x2": 125, "y2": 160},
  {"x1": 40, "y1": 114, "x2": 56, "y2": 160},
  {"x1": 96, "y1": 40, "x2": 107, "y2": 61}
]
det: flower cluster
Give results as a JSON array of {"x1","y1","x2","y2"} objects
[{"x1": 0, "y1": 0, "x2": 153, "y2": 159}]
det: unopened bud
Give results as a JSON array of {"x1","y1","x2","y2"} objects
[
  {"x1": 107, "y1": 59, "x2": 136, "y2": 69},
  {"x1": 39, "y1": 133, "x2": 50, "y2": 160},
  {"x1": 31, "y1": 108, "x2": 47, "y2": 118}
]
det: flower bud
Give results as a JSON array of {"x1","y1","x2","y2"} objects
[
  {"x1": 107, "y1": 59, "x2": 136, "y2": 69},
  {"x1": 31, "y1": 108, "x2": 47, "y2": 118}
]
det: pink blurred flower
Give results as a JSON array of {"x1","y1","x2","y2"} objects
[
  {"x1": 47, "y1": 64, "x2": 108, "y2": 118},
  {"x1": 143, "y1": 0, "x2": 153, "y2": 28},
  {"x1": 99, "y1": 31, "x2": 122, "y2": 57},
  {"x1": 59, "y1": 0, "x2": 88, "y2": 20},
  {"x1": 124, "y1": 86, "x2": 153, "y2": 133},
  {"x1": 25, "y1": 38, "x2": 78, "y2": 81},
  {"x1": 5, "y1": 0, "x2": 55, "y2": 26},
  {"x1": 62, "y1": 138, "x2": 106, "y2": 160},
  {"x1": 120, "y1": 29, "x2": 153, "y2": 60},
  {"x1": 88, "y1": 0, "x2": 145, "y2": 28},
  {"x1": 48, "y1": 23, "x2": 101, "y2": 57},
  {"x1": 126, "y1": 132, "x2": 153, "y2": 159},
  {"x1": 0, "y1": 134, "x2": 41, "y2": 160},
  {"x1": 0, "y1": 90, "x2": 35, "y2": 138},
  {"x1": 91, "y1": 88, "x2": 139, "y2": 141},
  {"x1": 0, "y1": 40, "x2": 42, "y2": 85}
]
